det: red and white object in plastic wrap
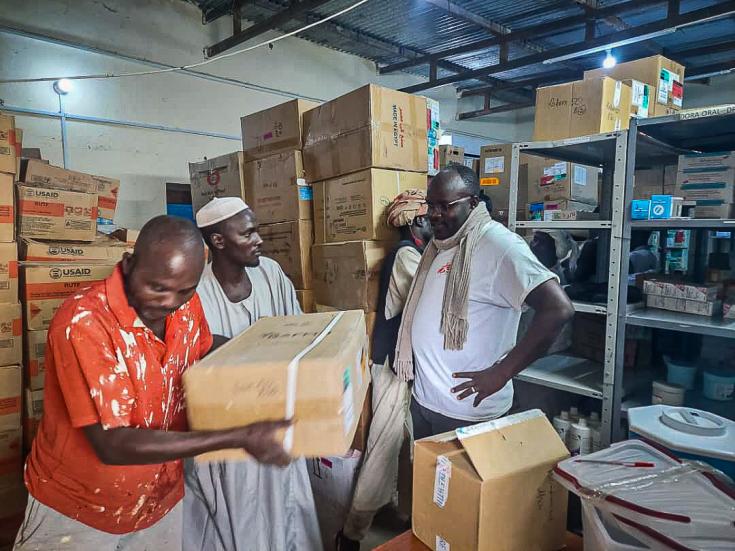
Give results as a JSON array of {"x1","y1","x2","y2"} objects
[{"x1": 553, "y1": 440, "x2": 735, "y2": 550}]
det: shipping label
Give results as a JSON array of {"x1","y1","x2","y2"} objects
[
  {"x1": 432, "y1": 455, "x2": 452, "y2": 508},
  {"x1": 484, "y1": 156, "x2": 505, "y2": 174}
]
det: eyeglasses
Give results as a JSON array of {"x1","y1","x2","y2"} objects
[{"x1": 426, "y1": 196, "x2": 474, "y2": 215}]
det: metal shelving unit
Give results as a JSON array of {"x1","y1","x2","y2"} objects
[{"x1": 509, "y1": 131, "x2": 629, "y2": 447}]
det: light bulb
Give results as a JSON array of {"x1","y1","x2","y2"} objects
[
  {"x1": 602, "y1": 51, "x2": 617, "y2": 69},
  {"x1": 53, "y1": 78, "x2": 73, "y2": 95}
]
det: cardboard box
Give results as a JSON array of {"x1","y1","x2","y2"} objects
[
  {"x1": 17, "y1": 185, "x2": 98, "y2": 242},
  {"x1": 0, "y1": 115, "x2": 17, "y2": 177},
  {"x1": 244, "y1": 150, "x2": 311, "y2": 225},
  {"x1": 0, "y1": 366, "x2": 21, "y2": 431},
  {"x1": 241, "y1": 99, "x2": 319, "y2": 161},
  {"x1": 0, "y1": 304, "x2": 21, "y2": 368},
  {"x1": 678, "y1": 151, "x2": 735, "y2": 171},
  {"x1": 585, "y1": 55, "x2": 685, "y2": 116},
  {"x1": 110, "y1": 228, "x2": 140, "y2": 246},
  {"x1": 24, "y1": 387, "x2": 43, "y2": 421},
  {"x1": 0, "y1": 243, "x2": 18, "y2": 304},
  {"x1": 642, "y1": 278, "x2": 719, "y2": 302},
  {"x1": 21, "y1": 263, "x2": 116, "y2": 330},
  {"x1": 634, "y1": 166, "x2": 665, "y2": 199},
  {"x1": 259, "y1": 220, "x2": 313, "y2": 289},
  {"x1": 188, "y1": 152, "x2": 247, "y2": 214},
  {"x1": 527, "y1": 158, "x2": 599, "y2": 205},
  {"x1": 92, "y1": 174, "x2": 120, "y2": 224},
  {"x1": 20, "y1": 160, "x2": 97, "y2": 194},
  {"x1": 312, "y1": 241, "x2": 391, "y2": 312},
  {"x1": 438, "y1": 145, "x2": 464, "y2": 168},
  {"x1": 296, "y1": 290, "x2": 315, "y2": 314},
  {"x1": 314, "y1": 168, "x2": 427, "y2": 244},
  {"x1": 675, "y1": 168, "x2": 735, "y2": 202},
  {"x1": 694, "y1": 202, "x2": 735, "y2": 219},
  {"x1": 351, "y1": 384, "x2": 372, "y2": 453},
  {"x1": 184, "y1": 311, "x2": 370, "y2": 459},
  {"x1": 624, "y1": 79, "x2": 652, "y2": 118},
  {"x1": 0, "y1": 175, "x2": 14, "y2": 242},
  {"x1": 20, "y1": 235, "x2": 130, "y2": 263},
  {"x1": 478, "y1": 144, "x2": 529, "y2": 215},
  {"x1": 533, "y1": 77, "x2": 631, "y2": 141},
  {"x1": 646, "y1": 294, "x2": 720, "y2": 317},
  {"x1": 24, "y1": 330, "x2": 47, "y2": 391},
  {"x1": 412, "y1": 410, "x2": 569, "y2": 551},
  {"x1": 303, "y1": 85, "x2": 428, "y2": 182}
]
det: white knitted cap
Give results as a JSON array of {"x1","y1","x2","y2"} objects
[{"x1": 195, "y1": 197, "x2": 249, "y2": 228}]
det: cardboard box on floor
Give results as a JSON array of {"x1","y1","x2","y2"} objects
[
  {"x1": 20, "y1": 235, "x2": 131, "y2": 263},
  {"x1": 259, "y1": 220, "x2": 314, "y2": 289},
  {"x1": 303, "y1": 84, "x2": 428, "y2": 182},
  {"x1": 184, "y1": 311, "x2": 370, "y2": 459},
  {"x1": 296, "y1": 289, "x2": 315, "y2": 314},
  {"x1": 312, "y1": 241, "x2": 391, "y2": 312},
  {"x1": 244, "y1": 150, "x2": 311, "y2": 225},
  {"x1": 241, "y1": 99, "x2": 319, "y2": 161},
  {"x1": 533, "y1": 77, "x2": 631, "y2": 141},
  {"x1": 21, "y1": 263, "x2": 116, "y2": 331},
  {"x1": 527, "y1": 157, "x2": 599, "y2": 205},
  {"x1": 0, "y1": 175, "x2": 14, "y2": 243},
  {"x1": 585, "y1": 54, "x2": 685, "y2": 117},
  {"x1": 24, "y1": 330, "x2": 46, "y2": 391},
  {"x1": 478, "y1": 144, "x2": 529, "y2": 216},
  {"x1": 413, "y1": 410, "x2": 569, "y2": 551},
  {"x1": 0, "y1": 366, "x2": 21, "y2": 431},
  {"x1": 17, "y1": 185, "x2": 98, "y2": 242},
  {"x1": 0, "y1": 304, "x2": 21, "y2": 368},
  {"x1": 20, "y1": 159, "x2": 98, "y2": 194},
  {"x1": 188, "y1": 152, "x2": 247, "y2": 214},
  {"x1": 313, "y1": 168, "x2": 427, "y2": 244},
  {"x1": 0, "y1": 243, "x2": 18, "y2": 304},
  {"x1": 438, "y1": 145, "x2": 464, "y2": 168}
]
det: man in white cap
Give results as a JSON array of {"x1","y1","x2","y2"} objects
[{"x1": 184, "y1": 197, "x2": 322, "y2": 551}]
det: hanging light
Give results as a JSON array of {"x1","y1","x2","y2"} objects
[
  {"x1": 603, "y1": 50, "x2": 617, "y2": 69},
  {"x1": 53, "y1": 78, "x2": 73, "y2": 95}
]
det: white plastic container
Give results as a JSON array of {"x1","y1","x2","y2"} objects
[
  {"x1": 664, "y1": 356, "x2": 697, "y2": 390},
  {"x1": 651, "y1": 380, "x2": 685, "y2": 406},
  {"x1": 588, "y1": 411, "x2": 600, "y2": 427},
  {"x1": 553, "y1": 411, "x2": 571, "y2": 447},
  {"x1": 569, "y1": 418, "x2": 592, "y2": 456},
  {"x1": 702, "y1": 369, "x2": 735, "y2": 401},
  {"x1": 569, "y1": 406, "x2": 580, "y2": 423},
  {"x1": 581, "y1": 502, "x2": 650, "y2": 551},
  {"x1": 628, "y1": 404, "x2": 735, "y2": 481}
]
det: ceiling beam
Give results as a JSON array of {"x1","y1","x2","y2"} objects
[
  {"x1": 457, "y1": 101, "x2": 535, "y2": 120},
  {"x1": 668, "y1": 39, "x2": 735, "y2": 60},
  {"x1": 379, "y1": 0, "x2": 667, "y2": 75},
  {"x1": 399, "y1": 1, "x2": 735, "y2": 94},
  {"x1": 205, "y1": 0, "x2": 333, "y2": 58},
  {"x1": 459, "y1": 70, "x2": 584, "y2": 98},
  {"x1": 685, "y1": 58, "x2": 735, "y2": 81}
]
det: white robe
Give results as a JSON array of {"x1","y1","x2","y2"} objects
[{"x1": 183, "y1": 258, "x2": 322, "y2": 551}]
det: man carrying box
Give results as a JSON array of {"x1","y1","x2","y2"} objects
[
  {"x1": 15, "y1": 216, "x2": 290, "y2": 551},
  {"x1": 395, "y1": 165, "x2": 575, "y2": 438},
  {"x1": 184, "y1": 197, "x2": 321, "y2": 551}
]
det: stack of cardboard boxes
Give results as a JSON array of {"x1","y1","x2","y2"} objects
[
  {"x1": 676, "y1": 151, "x2": 735, "y2": 219},
  {"x1": 188, "y1": 151, "x2": 248, "y2": 214},
  {"x1": 241, "y1": 99, "x2": 319, "y2": 313}
]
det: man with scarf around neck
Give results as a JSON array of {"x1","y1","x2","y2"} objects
[{"x1": 394, "y1": 165, "x2": 575, "y2": 438}]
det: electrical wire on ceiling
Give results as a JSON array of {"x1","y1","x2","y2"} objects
[{"x1": 0, "y1": 0, "x2": 371, "y2": 85}]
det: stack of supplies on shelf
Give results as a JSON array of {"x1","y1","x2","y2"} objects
[
  {"x1": 642, "y1": 277, "x2": 722, "y2": 317},
  {"x1": 676, "y1": 151, "x2": 735, "y2": 219}
]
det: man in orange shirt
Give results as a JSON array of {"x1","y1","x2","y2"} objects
[{"x1": 14, "y1": 216, "x2": 290, "y2": 550}]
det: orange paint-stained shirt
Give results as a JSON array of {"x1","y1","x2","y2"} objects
[{"x1": 24, "y1": 264, "x2": 213, "y2": 534}]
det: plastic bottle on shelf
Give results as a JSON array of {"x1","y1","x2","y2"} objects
[
  {"x1": 552, "y1": 411, "x2": 572, "y2": 447},
  {"x1": 569, "y1": 406, "x2": 581, "y2": 423},
  {"x1": 569, "y1": 418, "x2": 592, "y2": 456},
  {"x1": 591, "y1": 425, "x2": 602, "y2": 453},
  {"x1": 589, "y1": 411, "x2": 600, "y2": 428}
]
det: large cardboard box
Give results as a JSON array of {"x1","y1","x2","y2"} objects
[
  {"x1": 678, "y1": 151, "x2": 735, "y2": 171},
  {"x1": 184, "y1": 311, "x2": 370, "y2": 459},
  {"x1": 0, "y1": 304, "x2": 21, "y2": 368},
  {"x1": 634, "y1": 166, "x2": 664, "y2": 199},
  {"x1": 412, "y1": 410, "x2": 569, "y2": 551},
  {"x1": 296, "y1": 289, "x2": 315, "y2": 314},
  {"x1": 584, "y1": 54, "x2": 685, "y2": 116},
  {"x1": 17, "y1": 185, "x2": 98, "y2": 242},
  {"x1": 675, "y1": 168, "x2": 735, "y2": 202},
  {"x1": 92, "y1": 174, "x2": 120, "y2": 224},
  {"x1": 20, "y1": 235, "x2": 130, "y2": 263},
  {"x1": 478, "y1": 144, "x2": 530, "y2": 214},
  {"x1": 23, "y1": 387, "x2": 43, "y2": 454},
  {"x1": 303, "y1": 85, "x2": 428, "y2": 182},
  {"x1": 21, "y1": 263, "x2": 116, "y2": 330},
  {"x1": 314, "y1": 168, "x2": 427, "y2": 244},
  {"x1": 0, "y1": 175, "x2": 14, "y2": 242},
  {"x1": 259, "y1": 220, "x2": 313, "y2": 289},
  {"x1": 527, "y1": 158, "x2": 599, "y2": 205},
  {"x1": 24, "y1": 330, "x2": 46, "y2": 391},
  {"x1": 0, "y1": 243, "x2": 18, "y2": 304},
  {"x1": 438, "y1": 145, "x2": 464, "y2": 168},
  {"x1": 694, "y1": 202, "x2": 735, "y2": 219},
  {"x1": 241, "y1": 99, "x2": 319, "y2": 161},
  {"x1": 188, "y1": 152, "x2": 247, "y2": 214},
  {"x1": 244, "y1": 150, "x2": 311, "y2": 224},
  {"x1": 21, "y1": 159, "x2": 98, "y2": 194},
  {"x1": 533, "y1": 78, "x2": 632, "y2": 141},
  {"x1": 0, "y1": 366, "x2": 21, "y2": 431},
  {"x1": 312, "y1": 241, "x2": 391, "y2": 312},
  {"x1": 624, "y1": 79, "x2": 653, "y2": 119},
  {"x1": 0, "y1": 115, "x2": 17, "y2": 177}
]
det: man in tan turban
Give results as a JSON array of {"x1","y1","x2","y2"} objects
[{"x1": 337, "y1": 189, "x2": 433, "y2": 550}]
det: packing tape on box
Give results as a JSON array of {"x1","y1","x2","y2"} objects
[{"x1": 283, "y1": 311, "x2": 345, "y2": 452}]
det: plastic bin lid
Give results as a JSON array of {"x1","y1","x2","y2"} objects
[{"x1": 628, "y1": 405, "x2": 735, "y2": 461}]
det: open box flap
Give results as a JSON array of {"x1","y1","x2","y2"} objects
[{"x1": 456, "y1": 409, "x2": 569, "y2": 481}]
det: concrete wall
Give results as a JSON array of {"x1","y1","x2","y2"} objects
[{"x1": 0, "y1": 0, "x2": 519, "y2": 228}]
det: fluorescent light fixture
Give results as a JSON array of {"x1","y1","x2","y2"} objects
[
  {"x1": 542, "y1": 29, "x2": 676, "y2": 65},
  {"x1": 603, "y1": 50, "x2": 617, "y2": 69},
  {"x1": 53, "y1": 78, "x2": 73, "y2": 95}
]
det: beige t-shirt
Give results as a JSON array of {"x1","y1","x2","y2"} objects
[{"x1": 386, "y1": 246, "x2": 421, "y2": 320}]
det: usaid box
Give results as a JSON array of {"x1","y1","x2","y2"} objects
[{"x1": 17, "y1": 185, "x2": 98, "y2": 242}]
